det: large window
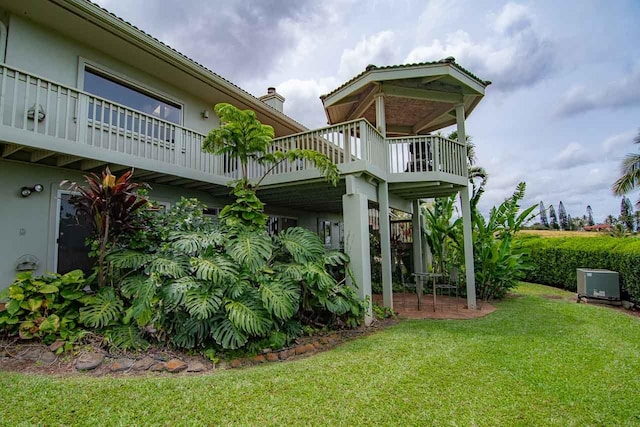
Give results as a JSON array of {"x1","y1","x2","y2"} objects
[{"x1": 83, "y1": 68, "x2": 181, "y2": 125}]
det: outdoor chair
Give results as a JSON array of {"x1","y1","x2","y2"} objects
[
  {"x1": 435, "y1": 266, "x2": 459, "y2": 298},
  {"x1": 404, "y1": 139, "x2": 433, "y2": 172}
]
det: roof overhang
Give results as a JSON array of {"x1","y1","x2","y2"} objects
[
  {"x1": 2, "y1": 0, "x2": 306, "y2": 136},
  {"x1": 321, "y1": 61, "x2": 489, "y2": 135}
]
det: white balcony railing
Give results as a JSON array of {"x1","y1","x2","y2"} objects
[
  {"x1": 387, "y1": 135, "x2": 468, "y2": 177},
  {"x1": 0, "y1": 63, "x2": 219, "y2": 175},
  {"x1": 0, "y1": 63, "x2": 468, "y2": 185}
]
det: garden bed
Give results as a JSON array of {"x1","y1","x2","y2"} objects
[{"x1": 0, "y1": 319, "x2": 397, "y2": 377}]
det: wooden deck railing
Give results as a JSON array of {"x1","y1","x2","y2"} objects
[{"x1": 0, "y1": 63, "x2": 468, "y2": 183}]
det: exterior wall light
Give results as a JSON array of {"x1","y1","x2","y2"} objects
[
  {"x1": 20, "y1": 184, "x2": 44, "y2": 197},
  {"x1": 201, "y1": 110, "x2": 209, "y2": 119}
]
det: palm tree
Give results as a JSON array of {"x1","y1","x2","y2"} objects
[
  {"x1": 447, "y1": 130, "x2": 487, "y2": 210},
  {"x1": 612, "y1": 130, "x2": 640, "y2": 206}
]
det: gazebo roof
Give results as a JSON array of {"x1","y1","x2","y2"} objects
[{"x1": 320, "y1": 58, "x2": 490, "y2": 136}]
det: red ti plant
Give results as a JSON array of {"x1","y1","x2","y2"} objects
[{"x1": 62, "y1": 167, "x2": 149, "y2": 288}]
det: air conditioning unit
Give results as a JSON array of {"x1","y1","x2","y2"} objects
[{"x1": 577, "y1": 269, "x2": 620, "y2": 302}]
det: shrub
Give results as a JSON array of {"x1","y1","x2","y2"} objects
[
  {"x1": 516, "y1": 235, "x2": 640, "y2": 301},
  {"x1": 0, "y1": 270, "x2": 88, "y2": 347}
]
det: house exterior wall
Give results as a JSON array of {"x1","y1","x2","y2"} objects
[
  {"x1": 3, "y1": 13, "x2": 220, "y2": 134},
  {"x1": 0, "y1": 159, "x2": 231, "y2": 289}
]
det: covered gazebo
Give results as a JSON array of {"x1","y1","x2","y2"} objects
[{"x1": 321, "y1": 57, "x2": 490, "y2": 312}]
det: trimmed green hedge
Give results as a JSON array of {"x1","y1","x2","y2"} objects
[{"x1": 516, "y1": 235, "x2": 640, "y2": 301}]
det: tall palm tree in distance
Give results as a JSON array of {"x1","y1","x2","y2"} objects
[{"x1": 613, "y1": 130, "x2": 640, "y2": 206}]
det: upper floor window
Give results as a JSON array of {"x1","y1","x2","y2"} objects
[{"x1": 83, "y1": 68, "x2": 182, "y2": 125}]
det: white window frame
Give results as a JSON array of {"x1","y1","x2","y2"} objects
[{"x1": 77, "y1": 57, "x2": 185, "y2": 126}]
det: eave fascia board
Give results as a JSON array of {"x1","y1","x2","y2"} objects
[
  {"x1": 322, "y1": 63, "x2": 485, "y2": 108},
  {"x1": 54, "y1": 0, "x2": 307, "y2": 133}
]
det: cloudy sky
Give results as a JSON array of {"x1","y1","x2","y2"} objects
[{"x1": 96, "y1": 0, "x2": 640, "y2": 222}]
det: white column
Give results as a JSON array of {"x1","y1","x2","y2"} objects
[
  {"x1": 378, "y1": 181, "x2": 393, "y2": 308},
  {"x1": 456, "y1": 102, "x2": 477, "y2": 310},
  {"x1": 459, "y1": 188, "x2": 477, "y2": 310},
  {"x1": 411, "y1": 200, "x2": 423, "y2": 274},
  {"x1": 343, "y1": 191, "x2": 373, "y2": 323},
  {"x1": 374, "y1": 93, "x2": 386, "y2": 135}
]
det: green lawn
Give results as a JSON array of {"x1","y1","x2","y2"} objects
[{"x1": 2, "y1": 283, "x2": 640, "y2": 426}]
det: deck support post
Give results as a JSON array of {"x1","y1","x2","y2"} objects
[
  {"x1": 411, "y1": 200, "x2": 423, "y2": 274},
  {"x1": 378, "y1": 181, "x2": 393, "y2": 308},
  {"x1": 456, "y1": 103, "x2": 477, "y2": 309},
  {"x1": 343, "y1": 188, "x2": 373, "y2": 324},
  {"x1": 374, "y1": 93, "x2": 386, "y2": 135}
]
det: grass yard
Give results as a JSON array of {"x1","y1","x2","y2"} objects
[{"x1": 2, "y1": 283, "x2": 640, "y2": 426}]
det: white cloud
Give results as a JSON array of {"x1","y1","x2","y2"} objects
[
  {"x1": 556, "y1": 68, "x2": 640, "y2": 117},
  {"x1": 551, "y1": 142, "x2": 595, "y2": 169},
  {"x1": 276, "y1": 77, "x2": 341, "y2": 128},
  {"x1": 405, "y1": 2, "x2": 554, "y2": 91},
  {"x1": 338, "y1": 31, "x2": 398, "y2": 78}
]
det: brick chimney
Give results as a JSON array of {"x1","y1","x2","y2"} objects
[{"x1": 259, "y1": 87, "x2": 285, "y2": 113}]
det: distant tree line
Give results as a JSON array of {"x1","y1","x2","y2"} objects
[{"x1": 533, "y1": 199, "x2": 638, "y2": 233}]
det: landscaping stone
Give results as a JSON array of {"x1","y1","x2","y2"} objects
[
  {"x1": 39, "y1": 350, "x2": 57, "y2": 364},
  {"x1": 19, "y1": 348, "x2": 43, "y2": 361},
  {"x1": 110, "y1": 358, "x2": 134, "y2": 372},
  {"x1": 265, "y1": 352, "x2": 279, "y2": 362},
  {"x1": 149, "y1": 362, "x2": 165, "y2": 372},
  {"x1": 312, "y1": 341, "x2": 324, "y2": 350},
  {"x1": 76, "y1": 353, "x2": 105, "y2": 371},
  {"x1": 251, "y1": 355, "x2": 265, "y2": 364},
  {"x1": 48, "y1": 340, "x2": 65, "y2": 353},
  {"x1": 304, "y1": 343, "x2": 316, "y2": 353},
  {"x1": 132, "y1": 356, "x2": 156, "y2": 371},
  {"x1": 287, "y1": 349, "x2": 296, "y2": 358},
  {"x1": 165, "y1": 359, "x2": 187, "y2": 373},
  {"x1": 278, "y1": 351, "x2": 288, "y2": 361},
  {"x1": 229, "y1": 359, "x2": 243, "y2": 369},
  {"x1": 186, "y1": 361, "x2": 207, "y2": 372},
  {"x1": 295, "y1": 345, "x2": 307, "y2": 355}
]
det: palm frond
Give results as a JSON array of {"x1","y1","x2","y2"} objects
[{"x1": 612, "y1": 153, "x2": 640, "y2": 195}]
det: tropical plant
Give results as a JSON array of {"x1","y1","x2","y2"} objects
[
  {"x1": 612, "y1": 130, "x2": 640, "y2": 206},
  {"x1": 422, "y1": 195, "x2": 461, "y2": 275},
  {"x1": 0, "y1": 270, "x2": 88, "y2": 348},
  {"x1": 61, "y1": 167, "x2": 149, "y2": 287},
  {"x1": 101, "y1": 220, "x2": 363, "y2": 350},
  {"x1": 203, "y1": 103, "x2": 339, "y2": 191},
  {"x1": 471, "y1": 183, "x2": 537, "y2": 300}
]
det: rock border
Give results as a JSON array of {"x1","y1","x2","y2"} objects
[{"x1": 0, "y1": 319, "x2": 397, "y2": 376}]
